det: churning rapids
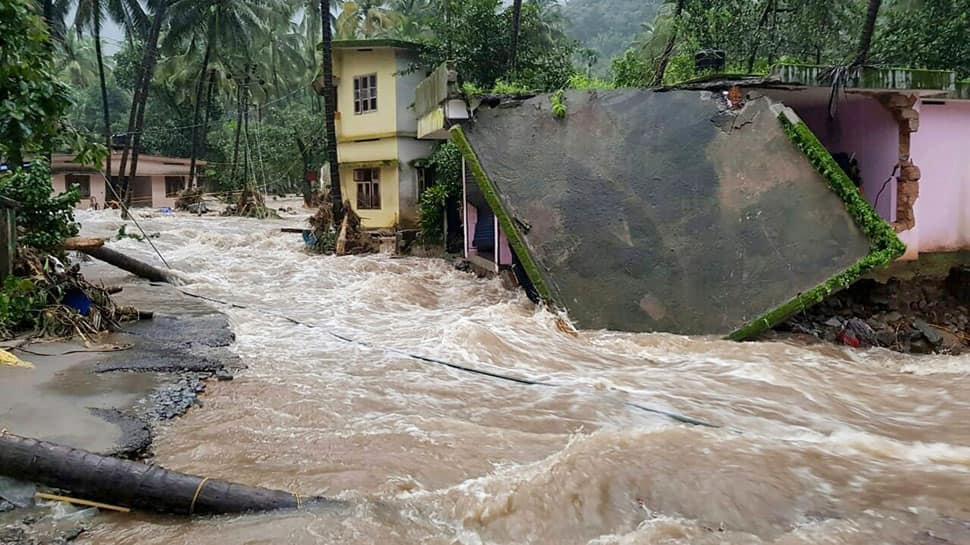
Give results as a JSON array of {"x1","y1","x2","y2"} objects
[{"x1": 73, "y1": 210, "x2": 969, "y2": 545}]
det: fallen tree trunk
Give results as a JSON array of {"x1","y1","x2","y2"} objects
[
  {"x1": 81, "y1": 246, "x2": 178, "y2": 285},
  {"x1": 0, "y1": 433, "x2": 329, "y2": 515},
  {"x1": 63, "y1": 237, "x2": 106, "y2": 251}
]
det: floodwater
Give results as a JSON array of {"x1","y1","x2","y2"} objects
[{"x1": 74, "y1": 209, "x2": 970, "y2": 545}]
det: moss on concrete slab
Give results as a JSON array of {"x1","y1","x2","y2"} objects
[
  {"x1": 450, "y1": 126, "x2": 557, "y2": 305},
  {"x1": 727, "y1": 112, "x2": 906, "y2": 340}
]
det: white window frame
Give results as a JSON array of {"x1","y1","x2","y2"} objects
[{"x1": 353, "y1": 74, "x2": 378, "y2": 114}]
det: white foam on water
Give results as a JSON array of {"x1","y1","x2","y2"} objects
[{"x1": 72, "y1": 211, "x2": 970, "y2": 545}]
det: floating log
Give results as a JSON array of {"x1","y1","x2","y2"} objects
[
  {"x1": 280, "y1": 227, "x2": 307, "y2": 234},
  {"x1": 81, "y1": 246, "x2": 177, "y2": 284},
  {"x1": 0, "y1": 433, "x2": 329, "y2": 515},
  {"x1": 63, "y1": 237, "x2": 106, "y2": 251}
]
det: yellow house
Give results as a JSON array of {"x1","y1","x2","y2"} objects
[{"x1": 331, "y1": 39, "x2": 435, "y2": 229}]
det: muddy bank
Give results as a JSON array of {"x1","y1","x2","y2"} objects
[
  {"x1": 1, "y1": 265, "x2": 240, "y2": 458},
  {"x1": 0, "y1": 261, "x2": 241, "y2": 543},
  {"x1": 771, "y1": 264, "x2": 970, "y2": 355}
]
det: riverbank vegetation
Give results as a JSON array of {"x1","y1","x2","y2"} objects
[{"x1": 0, "y1": 0, "x2": 137, "y2": 340}]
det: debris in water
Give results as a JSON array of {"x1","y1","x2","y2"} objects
[
  {"x1": 222, "y1": 186, "x2": 279, "y2": 219},
  {"x1": 0, "y1": 350, "x2": 32, "y2": 368}
]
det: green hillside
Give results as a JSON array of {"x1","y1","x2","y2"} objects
[{"x1": 561, "y1": 0, "x2": 662, "y2": 70}]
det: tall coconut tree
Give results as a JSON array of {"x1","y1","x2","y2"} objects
[
  {"x1": 510, "y1": 0, "x2": 522, "y2": 72},
  {"x1": 74, "y1": 0, "x2": 115, "y2": 183},
  {"x1": 255, "y1": 4, "x2": 311, "y2": 100},
  {"x1": 165, "y1": 0, "x2": 270, "y2": 188},
  {"x1": 649, "y1": 0, "x2": 686, "y2": 87},
  {"x1": 386, "y1": 0, "x2": 434, "y2": 40},
  {"x1": 116, "y1": 0, "x2": 170, "y2": 211},
  {"x1": 38, "y1": 0, "x2": 73, "y2": 42},
  {"x1": 55, "y1": 32, "x2": 99, "y2": 86},
  {"x1": 853, "y1": 0, "x2": 883, "y2": 66},
  {"x1": 320, "y1": 0, "x2": 342, "y2": 219},
  {"x1": 335, "y1": 0, "x2": 402, "y2": 38}
]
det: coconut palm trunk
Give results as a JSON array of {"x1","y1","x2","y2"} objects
[
  {"x1": 853, "y1": 0, "x2": 882, "y2": 66},
  {"x1": 93, "y1": 17, "x2": 113, "y2": 182},
  {"x1": 510, "y1": 0, "x2": 522, "y2": 72},
  {"x1": 746, "y1": 0, "x2": 774, "y2": 73},
  {"x1": 231, "y1": 83, "x2": 244, "y2": 184},
  {"x1": 320, "y1": 0, "x2": 343, "y2": 220},
  {"x1": 200, "y1": 69, "x2": 217, "y2": 169},
  {"x1": 124, "y1": 1, "x2": 168, "y2": 209},
  {"x1": 187, "y1": 40, "x2": 212, "y2": 190},
  {"x1": 649, "y1": 0, "x2": 686, "y2": 87},
  {"x1": 117, "y1": 0, "x2": 169, "y2": 212}
]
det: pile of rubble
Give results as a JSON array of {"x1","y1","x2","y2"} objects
[{"x1": 774, "y1": 270, "x2": 970, "y2": 355}]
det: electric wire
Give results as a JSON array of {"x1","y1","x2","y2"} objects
[{"x1": 167, "y1": 285, "x2": 719, "y2": 429}]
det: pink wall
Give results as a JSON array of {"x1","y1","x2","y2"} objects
[
  {"x1": 911, "y1": 100, "x2": 970, "y2": 253},
  {"x1": 796, "y1": 96, "x2": 900, "y2": 221},
  {"x1": 497, "y1": 219, "x2": 513, "y2": 266},
  {"x1": 464, "y1": 201, "x2": 478, "y2": 255},
  {"x1": 52, "y1": 173, "x2": 106, "y2": 209},
  {"x1": 52, "y1": 172, "x2": 178, "y2": 209},
  {"x1": 463, "y1": 197, "x2": 512, "y2": 269},
  {"x1": 152, "y1": 177, "x2": 177, "y2": 209}
]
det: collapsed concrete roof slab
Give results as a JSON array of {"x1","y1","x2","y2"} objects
[{"x1": 453, "y1": 89, "x2": 904, "y2": 338}]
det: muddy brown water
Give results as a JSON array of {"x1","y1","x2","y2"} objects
[{"x1": 71, "y1": 210, "x2": 970, "y2": 545}]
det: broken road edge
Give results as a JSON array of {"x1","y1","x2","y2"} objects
[{"x1": 449, "y1": 107, "x2": 906, "y2": 341}]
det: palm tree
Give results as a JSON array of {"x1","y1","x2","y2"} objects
[
  {"x1": 105, "y1": 0, "x2": 150, "y2": 44},
  {"x1": 649, "y1": 0, "x2": 686, "y2": 87},
  {"x1": 38, "y1": 0, "x2": 73, "y2": 42},
  {"x1": 526, "y1": 0, "x2": 566, "y2": 46},
  {"x1": 320, "y1": 0, "x2": 342, "y2": 220},
  {"x1": 116, "y1": 0, "x2": 170, "y2": 211},
  {"x1": 335, "y1": 0, "x2": 402, "y2": 38},
  {"x1": 56, "y1": 33, "x2": 99, "y2": 86},
  {"x1": 386, "y1": 0, "x2": 434, "y2": 41},
  {"x1": 853, "y1": 0, "x2": 882, "y2": 66},
  {"x1": 164, "y1": 0, "x2": 271, "y2": 188},
  {"x1": 74, "y1": 0, "x2": 115, "y2": 184},
  {"x1": 510, "y1": 0, "x2": 522, "y2": 72},
  {"x1": 255, "y1": 6, "x2": 311, "y2": 100}
]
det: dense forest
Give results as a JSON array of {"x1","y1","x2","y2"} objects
[
  {"x1": 561, "y1": 0, "x2": 662, "y2": 74},
  {"x1": 36, "y1": 0, "x2": 970, "y2": 199}
]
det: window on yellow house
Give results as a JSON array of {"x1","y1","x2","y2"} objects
[
  {"x1": 355, "y1": 168, "x2": 381, "y2": 209},
  {"x1": 353, "y1": 74, "x2": 377, "y2": 114}
]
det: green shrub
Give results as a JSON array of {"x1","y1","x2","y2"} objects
[
  {"x1": 550, "y1": 90, "x2": 567, "y2": 119},
  {"x1": 0, "y1": 161, "x2": 79, "y2": 253},
  {"x1": 461, "y1": 81, "x2": 487, "y2": 97},
  {"x1": 492, "y1": 79, "x2": 534, "y2": 96},
  {"x1": 568, "y1": 73, "x2": 614, "y2": 90},
  {"x1": 418, "y1": 142, "x2": 463, "y2": 244},
  {"x1": 0, "y1": 275, "x2": 43, "y2": 336}
]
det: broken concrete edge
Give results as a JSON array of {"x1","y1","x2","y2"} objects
[
  {"x1": 770, "y1": 63, "x2": 957, "y2": 91},
  {"x1": 727, "y1": 109, "x2": 907, "y2": 341},
  {"x1": 449, "y1": 125, "x2": 558, "y2": 308}
]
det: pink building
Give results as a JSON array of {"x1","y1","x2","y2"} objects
[
  {"x1": 765, "y1": 65, "x2": 970, "y2": 260},
  {"x1": 461, "y1": 168, "x2": 514, "y2": 274},
  {"x1": 52, "y1": 153, "x2": 204, "y2": 209}
]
